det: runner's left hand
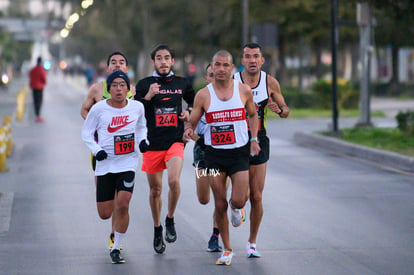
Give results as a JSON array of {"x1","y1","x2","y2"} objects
[
  {"x1": 179, "y1": 110, "x2": 190, "y2": 121},
  {"x1": 139, "y1": 139, "x2": 150, "y2": 153},
  {"x1": 250, "y1": 140, "x2": 261, "y2": 157}
]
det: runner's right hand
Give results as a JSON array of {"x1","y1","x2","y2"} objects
[{"x1": 144, "y1": 83, "x2": 160, "y2": 100}]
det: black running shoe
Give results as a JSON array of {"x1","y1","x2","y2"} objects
[
  {"x1": 154, "y1": 226, "x2": 166, "y2": 254},
  {"x1": 207, "y1": 234, "x2": 222, "y2": 252},
  {"x1": 110, "y1": 249, "x2": 125, "y2": 264},
  {"x1": 165, "y1": 216, "x2": 177, "y2": 243}
]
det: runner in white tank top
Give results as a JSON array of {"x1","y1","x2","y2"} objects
[
  {"x1": 184, "y1": 50, "x2": 260, "y2": 266},
  {"x1": 204, "y1": 80, "x2": 249, "y2": 149},
  {"x1": 236, "y1": 42, "x2": 289, "y2": 259},
  {"x1": 190, "y1": 64, "x2": 226, "y2": 252}
]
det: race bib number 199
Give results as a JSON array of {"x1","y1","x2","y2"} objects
[
  {"x1": 211, "y1": 125, "x2": 235, "y2": 145},
  {"x1": 114, "y1": 133, "x2": 135, "y2": 155}
]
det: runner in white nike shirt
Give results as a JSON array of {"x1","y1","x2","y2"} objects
[{"x1": 82, "y1": 70, "x2": 148, "y2": 264}]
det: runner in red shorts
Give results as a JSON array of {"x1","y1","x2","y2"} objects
[{"x1": 135, "y1": 44, "x2": 195, "y2": 254}]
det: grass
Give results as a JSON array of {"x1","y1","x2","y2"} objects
[
  {"x1": 326, "y1": 127, "x2": 414, "y2": 157},
  {"x1": 266, "y1": 108, "x2": 385, "y2": 119},
  {"x1": 266, "y1": 107, "x2": 413, "y2": 157}
]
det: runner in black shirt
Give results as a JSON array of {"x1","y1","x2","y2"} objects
[
  {"x1": 136, "y1": 74, "x2": 194, "y2": 150},
  {"x1": 135, "y1": 44, "x2": 194, "y2": 254}
]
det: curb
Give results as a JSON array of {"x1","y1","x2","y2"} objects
[{"x1": 293, "y1": 132, "x2": 414, "y2": 173}]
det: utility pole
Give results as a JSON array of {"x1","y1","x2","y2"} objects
[
  {"x1": 356, "y1": 2, "x2": 373, "y2": 127},
  {"x1": 330, "y1": 0, "x2": 339, "y2": 133}
]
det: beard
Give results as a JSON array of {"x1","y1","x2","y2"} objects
[{"x1": 156, "y1": 68, "x2": 171, "y2": 77}]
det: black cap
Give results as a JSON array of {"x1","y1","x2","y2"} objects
[{"x1": 106, "y1": 70, "x2": 130, "y2": 90}]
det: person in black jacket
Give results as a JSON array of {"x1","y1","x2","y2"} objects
[{"x1": 134, "y1": 44, "x2": 194, "y2": 254}]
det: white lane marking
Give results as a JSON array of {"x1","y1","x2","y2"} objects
[{"x1": 0, "y1": 192, "x2": 14, "y2": 234}]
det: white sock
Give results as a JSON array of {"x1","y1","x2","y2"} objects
[
  {"x1": 250, "y1": 243, "x2": 256, "y2": 249},
  {"x1": 111, "y1": 231, "x2": 125, "y2": 251}
]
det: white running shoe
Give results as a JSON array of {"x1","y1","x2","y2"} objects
[
  {"x1": 216, "y1": 250, "x2": 233, "y2": 265},
  {"x1": 230, "y1": 207, "x2": 246, "y2": 227},
  {"x1": 246, "y1": 242, "x2": 261, "y2": 258}
]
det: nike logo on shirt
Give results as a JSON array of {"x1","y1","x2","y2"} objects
[{"x1": 107, "y1": 115, "x2": 135, "y2": 133}]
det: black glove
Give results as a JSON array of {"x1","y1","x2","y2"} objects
[
  {"x1": 196, "y1": 136, "x2": 206, "y2": 150},
  {"x1": 139, "y1": 139, "x2": 150, "y2": 153},
  {"x1": 95, "y1": 150, "x2": 108, "y2": 161}
]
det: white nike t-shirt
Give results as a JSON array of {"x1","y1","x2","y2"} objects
[{"x1": 82, "y1": 99, "x2": 147, "y2": 176}]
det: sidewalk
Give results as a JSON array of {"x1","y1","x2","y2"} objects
[
  {"x1": 371, "y1": 96, "x2": 414, "y2": 118},
  {"x1": 294, "y1": 96, "x2": 414, "y2": 173},
  {"x1": 293, "y1": 131, "x2": 414, "y2": 173}
]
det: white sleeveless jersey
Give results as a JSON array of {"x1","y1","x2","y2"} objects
[
  {"x1": 234, "y1": 71, "x2": 269, "y2": 134},
  {"x1": 204, "y1": 80, "x2": 248, "y2": 149},
  {"x1": 234, "y1": 71, "x2": 268, "y2": 103},
  {"x1": 82, "y1": 99, "x2": 147, "y2": 176}
]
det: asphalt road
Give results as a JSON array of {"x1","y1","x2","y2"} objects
[{"x1": 0, "y1": 74, "x2": 413, "y2": 275}]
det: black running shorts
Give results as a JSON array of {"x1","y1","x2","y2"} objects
[
  {"x1": 96, "y1": 171, "x2": 135, "y2": 202},
  {"x1": 249, "y1": 136, "x2": 270, "y2": 165},
  {"x1": 205, "y1": 143, "x2": 250, "y2": 176},
  {"x1": 192, "y1": 140, "x2": 206, "y2": 169}
]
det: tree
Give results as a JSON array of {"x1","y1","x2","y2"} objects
[
  {"x1": 61, "y1": 0, "x2": 413, "y2": 90},
  {"x1": 248, "y1": 0, "x2": 358, "y2": 84},
  {"x1": 368, "y1": 0, "x2": 414, "y2": 92}
]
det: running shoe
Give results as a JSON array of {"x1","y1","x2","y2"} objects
[
  {"x1": 110, "y1": 249, "x2": 125, "y2": 264},
  {"x1": 108, "y1": 233, "x2": 123, "y2": 250},
  {"x1": 246, "y1": 243, "x2": 261, "y2": 258},
  {"x1": 154, "y1": 227, "x2": 166, "y2": 254},
  {"x1": 230, "y1": 207, "x2": 246, "y2": 227},
  {"x1": 165, "y1": 217, "x2": 177, "y2": 243},
  {"x1": 216, "y1": 250, "x2": 233, "y2": 265},
  {"x1": 207, "y1": 234, "x2": 222, "y2": 252}
]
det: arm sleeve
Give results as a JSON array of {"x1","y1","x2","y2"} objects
[
  {"x1": 134, "y1": 80, "x2": 149, "y2": 102},
  {"x1": 81, "y1": 106, "x2": 102, "y2": 155},
  {"x1": 134, "y1": 80, "x2": 152, "y2": 108},
  {"x1": 135, "y1": 102, "x2": 148, "y2": 149},
  {"x1": 183, "y1": 80, "x2": 195, "y2": 108},
  {"x1": 42, "y1": 69, "x2": 47, "y2": 84}
]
